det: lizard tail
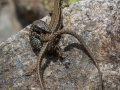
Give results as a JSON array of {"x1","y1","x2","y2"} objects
[
  {"x1": 37, "y1": 43, "x2": 48, "y2": 90},
  {"x1": 51, "y1": 30, "x2": 104, "y2": 90}
]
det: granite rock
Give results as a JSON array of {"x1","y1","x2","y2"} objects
[{"x1": 0, "y1": 0, "x2": 119, "y2": 90}]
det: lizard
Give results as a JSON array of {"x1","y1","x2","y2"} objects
[
  {"x1": 41, "y1": 29, "x2": 104, "y2": 90},
  {"x1": 37, "y1": 0, "x2": 63, "y2": 90},
  {"x1": 30, "y1": 23, "x2": 104, "y2": 90},
  {"x1": 29, "y1": 0, "x2": 103, "y2": 90}
]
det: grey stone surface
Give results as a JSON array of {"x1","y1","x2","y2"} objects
[{"x1": 0, "y1": 0, "x2": 120, "y2": 90}]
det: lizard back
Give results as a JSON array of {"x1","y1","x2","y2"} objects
[{"x1": 37, "y1": 0, "x2": 63, "y2": 90}]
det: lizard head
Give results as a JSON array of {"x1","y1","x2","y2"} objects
[{"x1": 32, "y1": 20, "x2": 51, "y2": 34}]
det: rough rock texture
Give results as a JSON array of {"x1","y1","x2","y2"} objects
[{"x1": 0, "y1": 0, "x2": 120, "y2": 90}]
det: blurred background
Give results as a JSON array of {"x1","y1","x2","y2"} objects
[{"x1": 0, "y1": 0, "x2": 80, "y2": 42}]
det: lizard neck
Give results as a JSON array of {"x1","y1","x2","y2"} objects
[{"x1": 49, "y1": 0, "x2": 63, "y2": 33}]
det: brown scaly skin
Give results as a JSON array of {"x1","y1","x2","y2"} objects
[
  {"x1": 37, "y1": 0, "x2": 63, "y2": 90},
  {"x1": 44, "y1": 29, "x2": 104, "y2": 90},
  {"x1": 29, "y1": 0, "x2": 103, "y2": 90},
  {"x1": 34, "y1": 27, "x2": 104, "y2": 90}
]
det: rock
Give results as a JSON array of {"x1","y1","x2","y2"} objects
[{"x1": 0, "y1": 0, "x2": 119, "y2": 90}]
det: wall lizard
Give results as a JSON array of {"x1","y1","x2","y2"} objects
[
  {"x1": 29, "y1": 0, "x2": 103, "y2": 90},
  {"x1": 37, "y1": 0, "x2": 63, "y2": 90},
  {"x1": 43, "y1": 29, "x2": 104, "y2": 90}
]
